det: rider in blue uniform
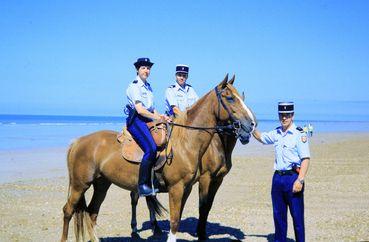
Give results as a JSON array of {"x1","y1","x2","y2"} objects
[
  {"x1": 165, "y1": 64, "x2": 199, "y2": 116},
  {"x1": 253, "y1": 102, "x2": 311, "y2": 242},
  {"x1": 125, "y1": 57, "x2": 170, "y2": 197}
]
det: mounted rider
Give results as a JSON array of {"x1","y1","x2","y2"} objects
[
  {"x1": 165, "y1": 64, "x2": 199, "y2": 116},
  {"x1": 125, "y1": 57, "x2": 170, "y2": 197}
]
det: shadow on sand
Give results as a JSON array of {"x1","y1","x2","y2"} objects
[
  {"x1": 244, "y1": 233, "x2": 295, "y2": 242},
  {"x1": 99, "y1": 217, "x2": 245, "y2": 241}
]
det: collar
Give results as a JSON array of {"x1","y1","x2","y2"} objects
[
  {"x1": 175, "y1": 82, "x2": 188, "y2": 92},
  {"x1": 277, "y1": 123, "x2": 296, "y2": 135},
  {"x1": 136, "y1": 75, "x2": 150, "y2": 88}
]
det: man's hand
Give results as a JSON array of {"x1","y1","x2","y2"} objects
[{"x1": 292, "y1": 179, "x2": 303, "y2": 193}]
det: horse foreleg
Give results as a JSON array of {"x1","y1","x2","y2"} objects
[
  {"x1": 61, "y1": 186, "x2": 86, "y2": 242},
  {"x1": 197, "y1": 175, "x2": 224, "y2": 240},
  {"x1": 130, "y1": 191, "x2": 140, "y2": 237},
  {"x1": 167, "y1": 183, "x2": 192, "y2": 242}
]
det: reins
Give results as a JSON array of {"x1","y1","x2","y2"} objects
[
  {"x1": 167, "y1": 85, "x2": 241, "y2": 135},
  {"x1": 169, "y1": 122, "x2": 236, "y2": 133}
]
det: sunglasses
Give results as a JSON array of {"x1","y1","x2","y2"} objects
[
  {"x1": 176, "y1": 73, "x2": 188, "y2": 78},
  {"x1": 279, "y1": 113, "x2": 293, "y2": 118}
]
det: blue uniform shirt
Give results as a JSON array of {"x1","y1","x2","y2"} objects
[
  {"x1": 165, "y1": 82, "x2": 199, "y2": 114},
  {"x1": 126, "y1": 76, "x2": 155, "y2": 112},
  {"x1": 260, "y1": 123, "x2": 310, "y2": 171}
]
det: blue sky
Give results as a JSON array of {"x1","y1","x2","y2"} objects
[{"x1": 1, "y1": 1, "x2": 368, "y2": 119}]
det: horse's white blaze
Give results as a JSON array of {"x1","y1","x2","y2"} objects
[{"x1": 235, "y1": 94, "x2": 256, "y2": 131}]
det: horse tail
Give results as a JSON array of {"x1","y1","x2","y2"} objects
[
  {"x1": 147, "y1": 196, "x2": 168, "y2": 217},
  {"x1": 73, "y1": 193, "x2": 99, "y2": 242},
  {"x1": 68, "y1": 141, "x2": 98, "y2": 242},
  {"x1": 65, "y1": 143, "x2": 74, "y2": 201}
]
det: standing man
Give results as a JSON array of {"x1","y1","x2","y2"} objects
[
  {"x1": 253, "y1": 102, "x2": 311, "y2": 242},
  {"x1": 165, "y1": 64, "x2": 199, "y2": 116}
]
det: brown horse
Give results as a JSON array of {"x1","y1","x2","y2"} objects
[
  {"x1": 60, "y1": 74, "x2": 256, "y2": 242},
  {"x1": 128, "y1": 78, "x2": 249, "y2": 240}
]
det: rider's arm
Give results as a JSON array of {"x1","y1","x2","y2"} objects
[{"x1": 134, "y1": 102, "x2": 161, "y2": 120}]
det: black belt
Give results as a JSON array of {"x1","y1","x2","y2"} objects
[{"x1": 274, "y1": 170, "x2": 297, "y2": 176}]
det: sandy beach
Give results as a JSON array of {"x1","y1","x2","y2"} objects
[{"x1": 0, "y1": 132, "x2": 368, "y2": 241}]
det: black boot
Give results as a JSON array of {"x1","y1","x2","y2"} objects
[{"x1": 138, "y1": 160, "x2": 156, "y2": 196}]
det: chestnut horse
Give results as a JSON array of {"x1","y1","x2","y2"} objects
[
  {"x1": 128, "y1": 78, "x2": 249, "y2": 240},
  {"x1": 60, "y1": 75, "x2": 256, "y2": 242}
]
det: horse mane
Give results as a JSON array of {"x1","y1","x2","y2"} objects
[{"x1": 170, "y1": 91, "x2": 214, "y2": 139}]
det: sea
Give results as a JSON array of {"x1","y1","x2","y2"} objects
[{"x1": 1, "y1": 114, "x2": 369, "y2": 151}]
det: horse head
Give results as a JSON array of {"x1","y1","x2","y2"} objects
[{"x1": 214, "y1": 74, "x2": 257, "y2": 144}]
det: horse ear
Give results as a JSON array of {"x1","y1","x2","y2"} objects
[
  {"x1": 219, "y1": 73, "x2": 229, "y2": 89},
  {"x1": 242, "y1": 91, "x2": 245, "y2": 101},
  {"x1": 229, "y1": 74, "x2": 235, "y2": 85}
]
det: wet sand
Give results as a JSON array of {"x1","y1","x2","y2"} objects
[{"x1": 0, "y1": 132, "x2": 368, "y2": 241}]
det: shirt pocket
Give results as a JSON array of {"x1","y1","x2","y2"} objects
[
  {"x1": 282, "y1": 142, "x2": 297, "y2": 159},
  {"x1": 138, "y1": 89, "x2": 149, "y2": 105},
  {"x1": 176, "y1": 94, "x2": 185, "y2": 103}
]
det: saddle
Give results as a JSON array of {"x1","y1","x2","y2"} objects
[{"x1": 117, "y1": 121, "x2": 172, "y2": 171}]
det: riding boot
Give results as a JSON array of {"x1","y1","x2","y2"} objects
[{"x1": 138, "y1": 159, "x2": 156, "y2": 196}]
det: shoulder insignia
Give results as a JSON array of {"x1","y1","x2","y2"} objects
[
  {"x1": 186, "y1": 84, "x2": 192, "y2": 87},
  {"x1": 169, "y1": 85, "x2": 175, "y2": 88},
  {"x1": 296, "y1": 126, "x2": 304, "y2": 132},
  {"x1": 132, "y1": 80, "x2": 138, "y2": 84}
]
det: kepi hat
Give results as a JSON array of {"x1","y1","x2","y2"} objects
[
  {"x1": 176, "y1": 64, "x2": 189, "y2": 74},
  {"x1": 134, "y1": 57, "x2": 154, "y2": 69},
  {"x1": 278, "y1": 102, "x2": 294, "y2": 114}
]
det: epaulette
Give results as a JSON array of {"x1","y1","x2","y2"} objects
[
  {"x1": 132, "y1": 80, "x2": 138, "y2": 84},
  {"x1": 169, "y1": 84, "x2": 175, "y2": 88},
  {"x1": 296, "y1": 126, "x2": 304, "y2": 133},
  {"x1": 186, "y1": 84, "x2": 192, "y2": 87}
]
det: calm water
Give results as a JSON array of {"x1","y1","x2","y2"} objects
[{"x1": 1, "y1": 114, "x2": 369, "y2": 151}]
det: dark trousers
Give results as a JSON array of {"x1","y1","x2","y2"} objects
[
  {"x1": 271, "y1": 172, "x2": 305, "y2": 242},
  {"x1": 127, "y1": 114, "x2": 157, "y2": 186}
]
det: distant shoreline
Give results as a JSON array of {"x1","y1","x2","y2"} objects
[{"x1": 1, "y1": 113, "x2": 369, "y2": 123}]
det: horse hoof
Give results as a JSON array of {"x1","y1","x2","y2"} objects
[
  {"x1": 131, "y1": 232, "x2": 140, "y2": 239},
  {"x1": 153, "y1": 226, "x2": 163, "y2": 236},
  {"x1": 197, "y1": 233, "x2": 208, "y2": 241}
]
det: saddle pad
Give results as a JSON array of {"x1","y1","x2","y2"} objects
[
  {"x1": 117, "y1": 127, "x2": 172, "y2": 170},
  {"x1": 118, "y1": 128, "x2": 144, "y2": 163}
]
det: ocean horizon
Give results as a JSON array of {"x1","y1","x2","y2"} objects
[{"x1": 1, "y1": 114, "x2": 369, "y2": 151}]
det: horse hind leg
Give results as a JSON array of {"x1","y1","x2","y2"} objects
[
  {"x1": 86, "y1": 177, "x2": 112, "y2": 241},
  {"x1": 61, "y1": 185, "x2": 88, "y2": 242},
  {"x1": 130, "y1": 191, "x2": 140, "y2": 238}
]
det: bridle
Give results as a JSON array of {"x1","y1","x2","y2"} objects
[{"x1": 169, "y1": 85, "x2": 248, "y2": 138}]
